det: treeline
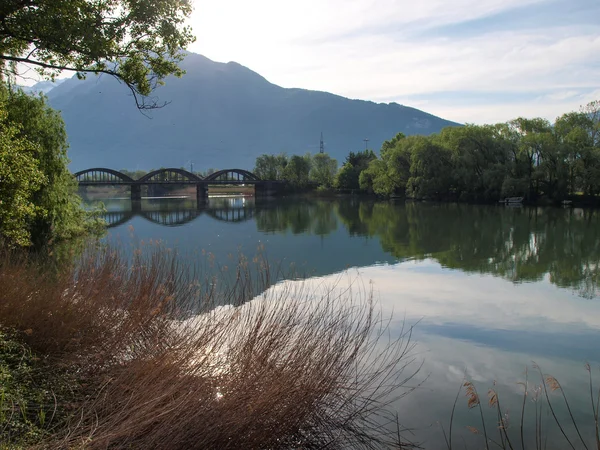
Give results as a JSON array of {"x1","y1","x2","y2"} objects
[
  {"x1": 253, "y1": 153, "x2": 338, "y2": 188},
  {"x1": 255, "y1": 100, "x2": 600, "y2": 202},
  {"x1": 357, "y1": 101, "x2": 600, "y2": 202}
]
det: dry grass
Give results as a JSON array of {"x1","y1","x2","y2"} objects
[
  {"x1": 442, "y1": 365, "x2": 600, "y2": 450},
  {"x1": 0, "y1": 245, "x2": 419, "y2": 449}
]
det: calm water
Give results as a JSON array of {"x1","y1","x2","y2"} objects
[{"x1": 93, "y1": 195, "x2": 600, "y2": 448}]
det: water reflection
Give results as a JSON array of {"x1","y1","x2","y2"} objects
[
  {"x1": 91, "y1": 196, "x2": 600, "y2": 448},
  {"x1": 102, "y1": 198, "x2": 254, "y2": 227},
  {"x1": 97, "y1": 197, "x2": 600, "y2": 299}
]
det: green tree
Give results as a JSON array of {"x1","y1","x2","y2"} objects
[
  {"x1": 436, "y1": 124, "x2": 510, "y2": 201},
  {"x1": 360, "y1": 133, "x2": 410, "y2": 196},
  {"x1": 1, "y1": 86, "x2": 88, "y2": 246},
  {"x1": 310, "y1": 153, "x2": 337, "y2": 187},
  {"x1": 334, "y1": 149, "x2": 376, "y2": 190},
  {"x1": 283, "y1": 154, "x2": 312, "y2": 187},
  {"x1": 254, "y1": 153, "x2": 287, "y2": 180},
  {"x1": 406, "y1": 136, "x2": 453, "y2": 199},
  {"x1": 1, "y1": 0, "x2": 195, "y2": 109},
  {"x1": 0, "y1": 98, "x2": 45, "y2": 247}
]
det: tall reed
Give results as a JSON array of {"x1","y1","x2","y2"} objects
[
  {"x1": 0, "y1": 244, "x2": 419, "y2": 449},
  {"x1": 441, "y1": 364, "x2": 600, "y2": 449}
]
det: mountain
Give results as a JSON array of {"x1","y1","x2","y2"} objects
[
  {"x1": 47, "y1": 53, "x2": 460, "y2": 172},
  {"x1": 19, "y1": 79, "x2": 67, "y2": 95}
]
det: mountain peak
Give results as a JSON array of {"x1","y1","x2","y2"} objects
[{"x1": 47, "y1": 51, "x2": 459, "y2": 171}]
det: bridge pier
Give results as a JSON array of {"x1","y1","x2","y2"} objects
[
  {"x1": 131, "y1": 184, "x2": 142, "y2": 201},
  {"x1": 196, "y1": 183, "x2": 208, "y2": 204},
  {"x1": 255, "y1": 181, "x2": 282, "y2": 197}
]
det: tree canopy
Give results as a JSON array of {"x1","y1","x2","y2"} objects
[
  {"x1": 358, "y1": 100, "x2": 600, "y2": 203},
  {"x1": 1, "y1": 0, "x2": 195, "y2": 108},
  {"x1": 0, "y1": 85, "x2": 94, "y2": 247}
]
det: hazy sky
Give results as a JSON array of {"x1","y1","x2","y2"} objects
[{"x1": 188, "y1": 0, "x2": 600, "y2": 124}]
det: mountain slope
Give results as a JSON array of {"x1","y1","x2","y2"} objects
[
  {"x1": 18, "y1": 79, "x2": 67, "y2": 95},
  {"x1": 48, "y1": 53, "x2": 460, "y2": 172}
]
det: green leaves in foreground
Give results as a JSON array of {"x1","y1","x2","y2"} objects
[
  {"x1": 1, "y1": 0, "x2": 195, "y2": 109},
  {"x1": 0, "y1": 103, "x2": 45, "y2": 247}
]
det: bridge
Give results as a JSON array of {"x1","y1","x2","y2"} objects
[{"x1": 74, "y1": 168, "x2": 284, "y2": 202}]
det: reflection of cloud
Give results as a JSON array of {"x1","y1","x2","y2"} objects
[
  {"x1": 393, "y1": 335, "x2": 596, "y2": 447},
  {"x1": 360, "y1": 260, "x2": 600, "y2": 332},
  {"x1": 258, "y1": 267, "x2": 600, "y2": 447}
]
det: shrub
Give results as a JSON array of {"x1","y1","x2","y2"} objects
[{"x1": 0, "y1": 245, "x2": 419, "y2": 449}]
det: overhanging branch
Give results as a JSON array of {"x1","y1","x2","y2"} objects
[{"x1": 1, "y1": 54, "x2": 168, "y2": 111}]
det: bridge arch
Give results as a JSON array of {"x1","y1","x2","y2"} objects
[
  {"x1": 74, "y1": 168, "x2": 135, "y2": 183},
  {"x1": 138, "y1": 168, "x2": 203, "y2": 183},
  {"x1": 204, "y1": 169, "x2": 261, "y2": 182}
]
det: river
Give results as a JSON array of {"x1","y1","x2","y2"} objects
[{"x1": 90, "y1": 195, "x2": 600, "y2": 448}]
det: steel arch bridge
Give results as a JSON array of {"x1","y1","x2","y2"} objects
[
  {"x1": 74, "y1": 168, "x2": 136, "y2": 185},
  {"x1": 74, "y1": 167, "x2": 263, "y2": 185},
  {"x1": 75, "y1": 167, "x2": 284, "y2": 201}
]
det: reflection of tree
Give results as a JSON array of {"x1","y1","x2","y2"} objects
[
  {"x1": 336, "y1": 201, "x2": 600, "y2": 298},
  {"x1": 255, "y1": 201, "x2": 338, "y2": 236}
]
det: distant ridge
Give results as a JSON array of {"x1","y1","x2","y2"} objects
[{"x1": 46, "y1": 52, "x2": 460, "y2": 171}]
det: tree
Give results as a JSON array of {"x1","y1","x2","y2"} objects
[
  {"x1": 310, "y1": 153, "x2": 337, "y2": 187},
  {"x1": 360, "y1": 133, "x2": 411, "y2": 197},
  {"x1": 1, "y1": 0, "x2": 195, "y2": 109},
  {"x1": 1, "y1": 85, "x2": 88, "y2": 246},
  {"x1": 283, "y1": 154, "x2": 312, "y2": 187},
  {"x1": 0, "y1": 96, "x2": 45, "y2": 247},
  {"x1": 436, "y1": 124, "x2": 510, "y2": 201},
  {"x1": 254, "y1": 153, "x2": 288, "y2": 180},
  {"x1": 406, "y1": 136, "x2": 453, "y2": 199},
  {"x1": 335, "y1": 149, "x2": 376, "y2": 190}
]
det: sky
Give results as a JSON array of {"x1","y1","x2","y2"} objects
[{"x1": 188, "y1": 0, "x2": 600, "y2": 124}]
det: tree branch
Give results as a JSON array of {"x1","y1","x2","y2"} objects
[{"x1": 1, "y1": 54, "x2": 168, "y2": 111}]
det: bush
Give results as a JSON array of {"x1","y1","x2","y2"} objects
[
  {"x1": 0, "y1": 85, "x2": 93, "y2": 248},
  {"x1": 0, "y1": 246, "x2": 419, "y2": 449}
]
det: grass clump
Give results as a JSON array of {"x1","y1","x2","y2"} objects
[{"x1": 0, "y1": 245, "x2": 419, "y2": 449}]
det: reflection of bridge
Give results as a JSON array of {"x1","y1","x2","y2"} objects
[
  {"x1": 102, "y1": 206, "x2": 256, "y2": 228},
  {"x1": 74, "y1": 168, "x2": 284, "y2": 201}
]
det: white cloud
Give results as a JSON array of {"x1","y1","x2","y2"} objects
[{"x1": 189, "y1": 0, "x2": 600, "y2": 123}]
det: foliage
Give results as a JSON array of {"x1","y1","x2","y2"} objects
[
  {"x1": 254, "y1": 152, "x2": 335, "y2": 189},
  {"x1": 0, "y1": 99, "x2": 45, "y2": 247},
  {"x1": 335, "y1": 149, "x2": 376, "y2": 190},
  {"x1": 345, "y1": 100, "x2": 600, "y2": 202},
  {"x1": 253, "y1": 153, "x2": 288, "y2": 180},
  {"x1": 0, "y1": 85, "x2": 94, "y2": 247},
  {"x1": 1, "y1": 0, "x2": 195, "y2": 109},
  {"x1": 283, "y1": 153, "x2": 312, "y2": 187},
  {"x1": 310, "y1": 152, "x2": 338, "y2": 187}
]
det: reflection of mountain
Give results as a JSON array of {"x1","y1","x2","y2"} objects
[
  {"x1": 100, "y1": 197, "x2": 600, "y2": 298},
  {"x1": 49, "y1": 52, "x2": 458, "y2": 171}
]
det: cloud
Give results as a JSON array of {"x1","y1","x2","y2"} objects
[{"x1": 190, "y1": 0, "x2": 599, "y2": 123}]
